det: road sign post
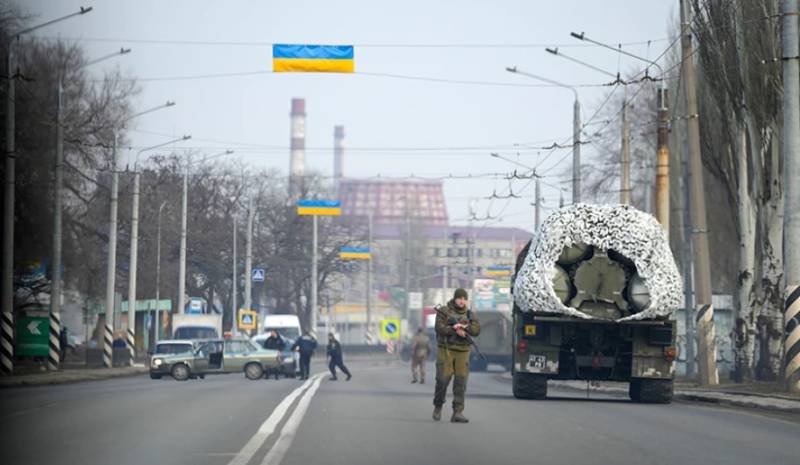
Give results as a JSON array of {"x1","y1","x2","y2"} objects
[
  {"x1": 252, "y1": 268, "x2": 265, "y2": 282},
  {"x1": 238, "y1": 309, "x2": 257, "y2": 332},
  {"x1": 380, "y1": 318, "x2": 401, "y2": 341}
]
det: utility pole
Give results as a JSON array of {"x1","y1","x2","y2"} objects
[
  {"x1": 154, "y1": 201, "x2": 166, "y2": 346},
  {"x1": 681, "y1": 0, "x2": 718, "y2": 385},
  {"x1": 404, "y1": 203, "x2": 411, "y2": 323},
  {"x1": 781, "y1": 0, "x2": 800, "y2": 392},
  {"x1": 534, "y1": 178, "x2": 542, "y2": 230},
  {"x1": 232, "y1": 211, "x2": 238, "y2": 334},
  {"x1": 49, "y1": 77, "x2": 65, "y2": 371},
  {"x1": 620, "y1": 101, "x2": 631, "y2": 205},
  {"x1": 681, "y1": 124, "x2": 696, "y2": 379},
  {"x1": 244, "y1": 195, "x2": 254, "y2": 315},
  {"x1": 442, "y1": 226, "x2": 448, "y2": 304},
  {"x1": 310, "y1": 215, "x2": 318, "y2": 337},
  {"x1": 178, "y1": 162, "x2": 188, "y2": 316},
  {"x1": 573, "y1": 97, "x2": 582, "y2": 203},
  {"x1": 655, "y1": 86, "x2": 671, "y2": 236},
  {"x1": 366, "y1": 211, "x2": 373, "y2": 341},
  {"x1": 103, "y1": 136, "x2": 120, "y2": 368}
]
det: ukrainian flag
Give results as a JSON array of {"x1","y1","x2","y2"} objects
[
  {"x1": 340, "y1": 247, "x2": 371, "y2": 260},
  {"x1": 486, "y1": 265, "x2": 513, "y2": 277},
  {"x1": 273, "y1": 44, "x2": 354, "y2": 73},
  {"x1": 297, "y1": 199, "x2": 342, "y2": 216}
]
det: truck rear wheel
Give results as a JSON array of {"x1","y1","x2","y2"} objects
[
  {"x1": 513, "y1": 372, "x2": 547, "y2": 399},
  {"x1": 630, "y1": 378, "x2": 673, "y2": 404}
]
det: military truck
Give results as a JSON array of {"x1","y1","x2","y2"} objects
[
  {"x1": 469, "y1": 310, "x2": 512, "y2": 372},
  {"x1": 511, "y1": 204, "x2": 681, "y2": 403}
]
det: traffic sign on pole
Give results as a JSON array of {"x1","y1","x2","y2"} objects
[
  {"x1": 380, "y1": 318, "x2": 401, "y2": 340},
  {"x1": 252, "y1": 268, "x2": 265, "y2": 282},
  {"x1": 16, "y1": 316, "x2": 49, "y2": 357},
  {"x1": 238, "y1": 309, "x2": 257, "y2": 331}
]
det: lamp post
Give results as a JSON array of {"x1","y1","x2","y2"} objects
[
  {"x1": 125, "y1": 135, "x2": 190, "y2": 364},
  {"x1": 50, "y1": 48, "x2": 130, "y2": 371},
  {"x1": 102, "y1": 101, "x2": 176, "y2": 368},
  {"x1": 505, "y1": 66, "x2": 581, "y2": 204},
  {"x1": 2, "y1": 6, "x2": 93, "y2": 376}
]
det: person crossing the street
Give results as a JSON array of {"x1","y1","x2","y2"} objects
[
  {"x1": 432, "y1": 288, "x2": 480, "y2": 423},
  {"x1": 292, "y1": 331, "x2": 318, "y2": 380},
  {"x1": 326, "y1": 333, "x2": 352, "y2": 381}
]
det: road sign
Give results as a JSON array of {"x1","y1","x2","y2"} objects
[
  {"x1": 16, "y1": 316, "x2": 49, "y2": 357},
  {"x1": 380, "y1": 318, "x2": 401, "y2": 340},
  {"x1": 238, "y1": 309, "x2": 257, "y2": 331},
  {"x1": 408, "y1": 292, "x2": 423, "y2": 310},
  {"x1": 252, "y1": 268, "x2": 265, "y2": 282}
]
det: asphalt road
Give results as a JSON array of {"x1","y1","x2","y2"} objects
[{"x1": 1, "y1": 357, "x2": 799, "y2": 465}]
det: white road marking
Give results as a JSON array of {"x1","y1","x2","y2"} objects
[
  {"x1": 226, "y1": 374, "x2": 321, "y2": 465},
  {"x1": 260, "y1": 374, "x2": 324, "y2": 465}
]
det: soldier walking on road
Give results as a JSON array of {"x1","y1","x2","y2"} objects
[
  {"x1": 432, "y1": 288, "x2": 480, "y2": 423},
  {"x1": 410, "y1": 327, "x2": 431, "y2": 384},
  {"x1": 292, "y1": 331, "x2": 318, "y2": 380},
  {"x1": 326, "y1": 333, "x2": 352, "y2": 381}
]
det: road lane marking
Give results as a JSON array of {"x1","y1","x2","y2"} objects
[
  {"x1": 227, "y1": 374, "x2": 320, "y2": 465},
  {"x1": 260, "y1": 374, "x2": 324, "y2": 465}
]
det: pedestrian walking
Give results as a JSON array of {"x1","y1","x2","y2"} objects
[
  {"x1": 263, "y1": 330, "x2": 287, "y2": 379},
  {"x1": 326, "y1": 333, "x2": 352, "y2": 381},
  {"x1": 432, "y1": 288, "x2": 480, "y2": 423},
  {"x1": 292, "y1": 331, "x2": 318, "y2": 380},
  {"x1": 410, "y1": 327, "x2": 431, "y2": 384}
]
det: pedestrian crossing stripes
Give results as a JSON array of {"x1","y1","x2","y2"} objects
[
  {"x1": 784, "y1": 285, "x2": 800, "y2": 386},
  {"x1": 126, "y1": 327, "x2": 135, "y2": 365},
  {"x1": 103, "y1": 324, "x2": 113, "y2": 368},
  {"x1": 47, "y1": 312, "x2": 61, "y2": 370},
  {"x1": 1, "y1": 311, "x2": 13, "y2": 375}
]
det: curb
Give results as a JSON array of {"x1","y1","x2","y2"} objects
[{"x1": 0, "y1": 367, "x2": 148, "y2": 388}]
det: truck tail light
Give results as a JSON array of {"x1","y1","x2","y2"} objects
[
  {"x1": 663, "y1": 346, "x2": 677, "y2": 361},
  {"x1": 517, "y1": 339, "x2": 528, "y2": 354}
]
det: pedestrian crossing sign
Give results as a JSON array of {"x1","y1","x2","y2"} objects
[
  {"x1": 252, "y1": 268, "x2": 265, "y2": 282},
  {"x1": 380, "y1": 319, "x2": 401, "y2": 340},
  {"x1": 238, "y1": 309, "x2": 257, "y2": 331}
]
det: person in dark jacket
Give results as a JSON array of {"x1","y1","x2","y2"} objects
[
  {"x1": 262, "y1": 330, "x2": 287, "y2": 379},
  {"x1": 326, "y1": 333, "x2": 352, "y2": 381},
  {"x1": 292, "y1": 332, "x2": 318, "y2": 380}
]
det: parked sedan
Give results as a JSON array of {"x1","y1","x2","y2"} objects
[{"x1": 151, "y1": 338, "x2": 282, "y2": 381}]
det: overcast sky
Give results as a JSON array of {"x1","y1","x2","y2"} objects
[{"x1": 29, "y1": 0, "x2": 677, "y2": 232}]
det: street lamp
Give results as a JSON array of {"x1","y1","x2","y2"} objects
[
  {"x1": 50, "y1": 47, "x2": 130, "y2": 370},
  {"x1": 125, "y1": 134, "x2": 190, "y2": 364},
  {"x1": 570, "y1": 31, "x2": 670, "y2": 233},
  {"x1": 505, "y1": 66, "x2": 582, "y2": 204},
  {"x1": 1, "y1": 6, "x2": 93, "y2": 375},
  {"x1": 102, "y1": 101, "x2": 177, "y2": 368}
]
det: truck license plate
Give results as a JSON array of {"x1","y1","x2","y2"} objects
[{"x1": 528, "y1": 354, "x2": 546, "y2": 370}]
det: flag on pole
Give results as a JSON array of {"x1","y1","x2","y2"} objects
[
  {"x1": 339, "y1": 247, "x2": 371, "y2": 260},
  {"x1": 297, "y1": 199, "x2": 342, "y2": 216},
  {"x1": 486, "y1": 265, "x2": 513, "y2": 277},
  {"x1": 273, "y1": 44, "x2": 354, "y2": 73}
]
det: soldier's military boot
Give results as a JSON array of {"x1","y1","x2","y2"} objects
[
  {"x1": 420, "y1": 377, "x2": 425, "y2": 384},
  {"x1": 432, "y1": 405, "x2": 442, "y2": 421},
  {"x1": 451, "y1": 411, "x2": 469, "y2": 423},
  {"x1": 411, "y1": 377, "x2": 418, "y2": 384}
]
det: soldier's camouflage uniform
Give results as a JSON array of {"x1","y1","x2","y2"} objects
[{"x1": 433, "y1": 299, "x2": 480, "y2": 413}]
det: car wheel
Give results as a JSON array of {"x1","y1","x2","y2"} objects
[
  {"x1": 149, "y1": 373, "x2": 162, "y2": 380},
  {"x1": 171, "y1": 364, "x2": 190, "y2": 381},
  {"x1": 198, "y1": 374, "x2": 205, "y2": 379},
  {"x1": 245, "y1": 362, "x2": 264, "y2": 380}
]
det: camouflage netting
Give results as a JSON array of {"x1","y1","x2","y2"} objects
[{"x1": 512, "y1": 204, "x2": 682, "y2": 321}]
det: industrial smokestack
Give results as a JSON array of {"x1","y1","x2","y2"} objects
[
  {"x1": 289, "y1": 98, "x2": 306, "y2": 196},
  {"x1": 334, "y1": 125, "x2": 345, "y2": 192}
]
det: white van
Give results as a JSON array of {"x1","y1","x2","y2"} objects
[{"x1": 260, "y1": 314, "x2": 302, "y2": 341}]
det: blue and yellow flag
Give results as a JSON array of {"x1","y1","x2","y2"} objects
[
  {"x1": 297, "y1": 199, "x2": 342, "y2": 216},
  {"x1": 273, "y1": 44, "x2": 354, "y2": 73},
  {"x1": 486, "y1": 265, "x2": 513, "y2": 277},
  {"x1": 339, "y1": 247, "x2": 371, "y2": 260}
]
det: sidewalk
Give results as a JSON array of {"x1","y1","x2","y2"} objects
[
  {"x1": 0, "y1": 365, "x2": 148, "y2": 388},
  {"x1": 499, "y1": 373, "x2": 800, "y2": 414}
]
